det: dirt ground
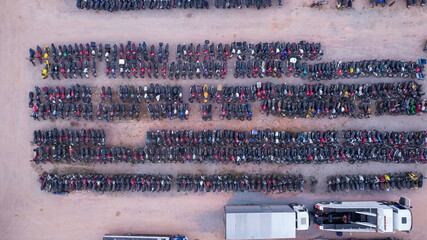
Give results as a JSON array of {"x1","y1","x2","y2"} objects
[{"x1": 1, "y1": 0, "x2": 427, "y2": 239}]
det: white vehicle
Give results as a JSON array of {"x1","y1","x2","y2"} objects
[
  {"x1": 103, "y1": 234, "x2": 187, "y2": 240},
  {"x1": 314, "y1": 197, "x2": 412, "y2": 233},
  {"x1": 224, "y1": 204, "x2": 309, "y2": 239}
]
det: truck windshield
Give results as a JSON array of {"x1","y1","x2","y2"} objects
[
  {"x1": 402, "y1": 217, "x2": 407, "y2": 224},
  {"x1": 301, "y1": 217, "x2": 307, "y2": 225}
]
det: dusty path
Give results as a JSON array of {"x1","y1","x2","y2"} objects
[{"x1": 0, "y1": 0, "x2": 427, "y2": 239}]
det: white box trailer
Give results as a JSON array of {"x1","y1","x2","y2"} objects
[
  {"x1": 225, "y1": 204, "x2": 309, "y2": 240},
  {"x1": 103, "y1": 235, "x2": 187, "y2": 240}
]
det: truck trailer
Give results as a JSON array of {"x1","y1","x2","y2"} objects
[
  {"x1": 313, "y1": 197, "x2": 412, "y2": 233},
  {"x1": 224, "y1": 204, "x2": 309, "y2": 239},
  {"x1": 103, "y1": 234, "x2": 187, "y2": 240}
]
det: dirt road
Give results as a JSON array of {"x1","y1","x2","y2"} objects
[{"x1": 0, "y1": 0, "x2": 427, "y2": 239}]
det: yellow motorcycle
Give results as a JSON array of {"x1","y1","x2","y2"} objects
[
  {"x1": 408, "y1": 172, "x2": 418, "y2": 189},
  {"x1": 44, "y1": 45, "x2": 50, "y2": 61},
  {"x1": 366, "y1": 106, "x2": 371, "y2": 118},
  {"x1": 42, "y1": 65, "x2": 48, "y2": 79},
  {"x1": 41, "y1": 60, "x2": 49, "y2": 79},
  {"x1": 203, "y1": 85, "x2": 209, "y2": 103},
  {"x1": 384, "y1": 174, "x2": 391, "y2": 191}
]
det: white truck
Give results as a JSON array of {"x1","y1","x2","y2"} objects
[
  {"x1": 313, "y1": 197, "x2": 412, "y2": 234},
  {"x1": 103, "y1": 234, "x2": 187, "y2": 240},
  {"x1": 224, "y1": 204, "x2": 309, "y2": 239}
]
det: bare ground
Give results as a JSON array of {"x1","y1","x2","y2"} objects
[{"x1": 1, "y1": 0, "x2": 427, "y2": 239}]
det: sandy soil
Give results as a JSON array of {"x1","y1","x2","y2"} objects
[{"x1": 1, "y1": 0, "x2": 427, "y2": 239}]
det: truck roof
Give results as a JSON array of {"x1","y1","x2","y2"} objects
[
  {"x1": 103, "y1": 236, "x2": 171, "y2": 240},
  {"x1": 103, "y1": 235, "x2": 187, "y2": 240},
  {"x1": 392, "y1": 207, "x2": 412, "y2": 232},
  {"x1": 225, "y1": 205, "x2": 297, "y2": 239}
]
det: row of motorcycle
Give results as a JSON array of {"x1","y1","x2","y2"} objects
[
  {"x1": 39, "y1": 173, "x2": 172, "y2": 194},
  {"x1": 30, "y1": 101, "x2": 142, "y2": 121},
  {"x1": 218, "y1": 103, "x2": 252, "y2": 121},
  {"x1": 189, "y1": 81, "x2": 426, "y2": 118},
  {"x1": 30, "y1": 93, "x2": 423, "y2": 121},
  {"x1": 30, "y1": 41, "x2": 323, "y2": 65},
  {"x1": 33, "y1": 129, "x2": 107, "y2": 146},
  {"x1": 39, "y1": 173, "x2": 309, "y2": 194},
  {"x1": 145, "y1": 129, "x2": 427, "y2": 148},
  {"x1": 33, "y1": 128, "x2": 427, "y2": 149},
  {"x1": 29, "y1": 84, "x2": 185, "y2": 106},
  {"x1": 75, "y1": 0, "x2": 426, "y2": 11},
  {"x1": 37, "y1": 171, "x2": 426, "y2": 195},
  {"x1": 28, "y1": 40, "x2": 324, "y2": 80},
  {"x1": 32, "y1": 143, "x2": 427, "y2": 165},
  {"x1": 189, "y1": 81, "x2": 423, "y2": 103},
  {"x1": 31, "y1": 100, "x2": 191, "y2": 122},
  {"x1": 176, "y1": 174, "x2": 308, "y2": 193},
  {"x1": 76, "y1": 0, "x2": 282, "y2": 10},
  {"x1": 76, "y1": 0, "x2": 210, "y2": 10},
  {"x1": 28, "y1": 84, "x2": 193, "y2": 121},
  {"x1": 375, "y1": 97, "x2": 425, "y2": 116},
  {"x1": 313, "y1": 0, "x2": 425, "y2": 8},
  {"x1": 259, "y1": 97, "x2": 425, "y2": 118},
  {"x1": 198, "y1": 102, "x2": 253, "y2": 121},
  {"x1": 290, "y1": 59, "x2": 425, "y2": 81},
  {"x1": 29, "y1": 85, "x2": 92, "y2": 108},
  {"x1": 28, "y1": 81, "x2": 427, "y2": 121},
  {"x1": 32, "y1": 54, "x2": 426, "y2": 82},
  {"x1": 327, "y1": 172, "x2": 425, "y2": 193},
  {"x1": 370, "y1": 0, "x2": 426, "y2": 7},
  {"x1": 31, "y1": 128, "x2": 427, "y2": 164}
]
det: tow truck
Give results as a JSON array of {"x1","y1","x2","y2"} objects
[{"x1": 313, "y1": 197, "x2": 412, "y2": 234}]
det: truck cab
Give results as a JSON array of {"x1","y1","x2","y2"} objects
[
  {"x1": 386, "y1": 197, "x2": 413, "y2": 232},
  {"x1": 391, "y1": 205, "x2": 412, "y2": 232},
  {"x1": 291, "y1": 204, "x2": 309, "y2": 231}
]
